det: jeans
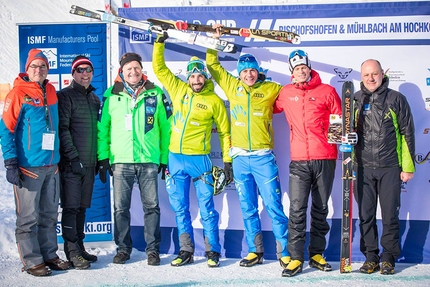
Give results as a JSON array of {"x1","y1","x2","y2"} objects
[{"x1": 112, "y1": 163, "x2": 161, "y2": 255}]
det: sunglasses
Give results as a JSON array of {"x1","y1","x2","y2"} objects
[{"x1": 75, "y1": 67, "x2": 93, "y2": 73}]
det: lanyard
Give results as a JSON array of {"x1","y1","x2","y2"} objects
[{"x1": 38, "y1": 82, "x2": 50, "y2": 132}]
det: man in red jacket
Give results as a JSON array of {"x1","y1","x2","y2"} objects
[{"x1": 274, "y1": 49, "x2": 342, "y2": 277}]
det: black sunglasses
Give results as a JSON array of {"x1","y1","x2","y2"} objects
[{"x1": 75, "y1": 67, "x2": 93, "y2": 73}]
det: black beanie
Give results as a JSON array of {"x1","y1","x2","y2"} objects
[{"x1": 119, "y1": 52, "x2": 143, "y2": 70}]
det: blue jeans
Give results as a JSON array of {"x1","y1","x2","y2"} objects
[
  {"x1": 165, "y1": 153, "x2": 221, "y2": 253},
  {"x1": 233, "y1": 153, "x2": 289, "y2": 259},
  {"x1": 112, "y1": 163, "x2": 160, "y2": 254}
]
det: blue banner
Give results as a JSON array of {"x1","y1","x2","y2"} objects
[
  {"x1": 119, "y1": 2, "x2": 430, "y2": 264},
  {"x1": 18, "y1": 23, "x2": 112, "y2": 242}
]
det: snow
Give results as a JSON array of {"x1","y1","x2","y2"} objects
[{"x1": 1, "y1": 0, "x2": 430, "y2": 286}]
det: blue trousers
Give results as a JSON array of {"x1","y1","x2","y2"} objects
[
  {"x1": 233, "y1": 153, "x2": 289, "y2": 259},
  {"x1": 166, "y1": 152, "x2": 221, "y2": 253}
]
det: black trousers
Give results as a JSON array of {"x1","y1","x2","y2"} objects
[
  {"x1": 60, "y1": 166, "x2": 96, "y2": 258},
  {"x1": 287, "y1": 159, "x2": 336, "y2": 262},
  {"x1": 354, "y1": 166, "x2": 402, "y2": 264}
]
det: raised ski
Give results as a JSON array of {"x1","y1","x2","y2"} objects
[
  {"x1": 147, "y1": 18, "x2": 301, "y2": 44},
  {"x1": 69, "y1": 5, "x2": 237, "y2": 53}
]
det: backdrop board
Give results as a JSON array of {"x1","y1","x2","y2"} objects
[
  {"x1": 118, "y1": 1, "x2": 430, "y2": 263},
  {"x1": 18, "y1": 23, "x2": 112, "y2": 243}
]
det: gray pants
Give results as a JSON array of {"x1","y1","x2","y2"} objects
[{"x1": 14, "y1": 165, "x2": 60, "y2": 270}]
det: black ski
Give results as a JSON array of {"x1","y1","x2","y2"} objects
[
  {"x1": 69, "y1": 5, "x2": 237, "y2": 53},
  {"x1": 147, "y1": 18, "x2": 301, "y2": 45},
  {"x1": 339, "y1": 81, "x2": 355, "y2": 273}
]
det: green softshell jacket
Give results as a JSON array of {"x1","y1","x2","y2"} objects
[{"x1": 97, "y1": 78, "x2": 172, "y2": 165}]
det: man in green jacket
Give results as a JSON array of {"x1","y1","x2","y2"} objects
[
  {"x1": 97, "y1": 52, "x2": 172, "y2": 266},
  {"x1": 152, "y1": 33, "x2": 232, "y2": 268}
]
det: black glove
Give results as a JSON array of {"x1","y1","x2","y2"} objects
[
  {"x1": 4, "y1": 158, "x2": 23, "y2": 188},
  {"x1": 97, "y1": 159, "x2": 113, "y2": 184},
  {"x1": 158, "y1": 163, "x2": 167, "y2": 180},
  {"x1": 156, "y1": 31, "x2": 169, "y2": 43},
  {"x1": 223, "y1": 162, "x2": 233, "y2": 185},
  {"x1": 71, "y1": 157, "x2": 86, "y2": 176}
]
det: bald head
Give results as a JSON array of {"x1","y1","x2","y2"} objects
[{"x1": 360, "y1": 59, "x2": 384, "y2": 93}]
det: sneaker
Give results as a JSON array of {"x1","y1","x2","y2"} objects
[
  {"x1": 359, "y1": 261, "x2": 380, "y2": 274},
  {"x1": 81, "y1": 250, "x2": 98, "y2": 263},
  {"x1": 309, "y1": 254, "x2": 332, "y2": 271},
  {"x1": 239, "y1": 252, "x2": 263, "y2": 267},
  {"x1": 206, "y1": 251, "x2": 220, "y2": 268},
  {"x1": 113, "y1": 252, "x2": 130, "y2": 264},
  {"x1": 282, "y1": 260, "x2": 303, "y2": 277},
  {"x1": 147, "y1": 252, "x2": 161, "y2": 266},
  {"x1": 70, "y1": 255, "x2": 90, "y2": 270},
  {"x1": 171, "y1": 250, "x2": 194, "y2": 267},
  {"x1": 24, "y1": 263, "x2": 52, "y2": 277},
  {"x1": 44, "y1": 256, "x2": 70, "y2": 270},
  {"x1": 380, "y1": 261, "x2": 395, "y2": 275},
  {"x1": 279, "y1": 256, "x2": 291, "y2": 269}
]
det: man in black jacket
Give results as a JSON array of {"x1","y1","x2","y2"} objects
[
  {"x1": 354, "y1": 59, "x2": 415, "y2": 275},
  {"x1": 58, "y1": 56, "x2": 101, "y2": 269}
]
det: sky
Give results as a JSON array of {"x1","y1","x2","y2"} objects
[{"x1": 1, "y1": 0, "x2": 430, "y2": 286}]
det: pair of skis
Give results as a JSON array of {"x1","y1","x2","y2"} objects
[
  {"x1": 327, "y1": 81, "x2": 356, "y2": 273},
  {"x1": 70, "y1": 5, "x2": 236, "y2": 53},
  {"x1": 148, "y1": 18, "x2": 301, "y2": 45},
  {"x1": 69, "y1": 5, "x2": 301, "y2": 54},
  {"x1": 339, "y1": 81, "x2": 355, "y2": 273}
]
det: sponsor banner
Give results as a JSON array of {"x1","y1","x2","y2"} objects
[
  {"x1": 125, "y1": 1, "x2": 430, "y2": 263},
  {"x1": 120, "y1": 2, "x2": 429, "y2": 263},
  {"x1": 18, "y1": 23, "x2": 112, "y2": 243},
  {"x1": 18, "y1": 23, "x2": 108, "y2": 98}
]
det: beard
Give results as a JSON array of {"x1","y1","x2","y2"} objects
[{"x1": 191, "y1": 83, "x2": 204, "y2": 93}]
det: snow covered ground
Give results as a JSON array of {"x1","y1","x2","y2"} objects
[{"x1": 1, "y1": 0, "x2": 430, "y2": 286}]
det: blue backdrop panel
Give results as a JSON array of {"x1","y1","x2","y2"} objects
[
  {"x1": 118, "y1": 2, "x2": 430, "y2": 263},
  {"x1": 18, "y1": 23, "x2": 112, "y2": 242}
]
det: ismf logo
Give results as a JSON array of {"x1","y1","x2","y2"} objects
[
  {"x1": 40, "y1": 48, "x2": 58, "y2": 70},
  {"x1": 334, "y1": 68, "x2": 352, "y2": 80},
  {"x1": 427, "y1": 69, "x2": 430, "y2": 86},
  {"x1": 130, "y1": 27, "x2": 151, "y2": 43}
]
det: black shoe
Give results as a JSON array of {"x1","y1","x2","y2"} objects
[
  {"x1": 239, "y1": 252, "x2": 263, "y2": 267},
  {"x1": 282, "y1": 260, "x2": 303, "y2": 277},
  {"x1": 81, "y1": 250, "x2": 98, "y2": 263},
  {"x1": 69, "y1": 255, "x2": 90, "y2": 270},
  {"x1": 309, "y1": 254, "x2": 332, "y2": 271},
  {"x1": 24, "y1": 263, "x2": 52, "y2": 276},
  {"x1": 113, "y1": 252, "x2": 130, "y2": 264},
  {"x1": 44, "y1": 256, "x2": 70, "y2": 270},
  {"x1": 206, "y1": 251, "x2": 220, "y2": 268},
  {"x1": 147, "y1": 252, "x2": 160, "y2": 266},
  {"x1": 380, "y1": 261, "x2": 395, "y2": 275},
  {"x1": 171, "y1": 250, "x2": 194, "y2": 266},
  {"x1": 359, "y1": 261, "x2": 380, "y2": 274}
]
